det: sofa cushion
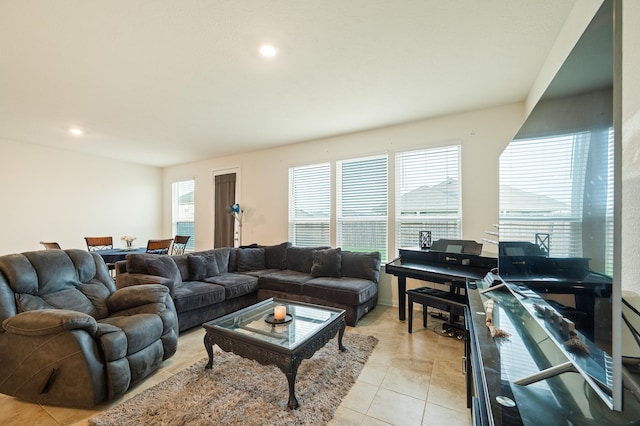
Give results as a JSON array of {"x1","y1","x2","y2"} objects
[
  {"x1": 15, "y1": 293, "x2": 54, "y2": 312},
  {"x1": 99, "y1": 313, "x2": 163, "y2": 355},
  {"x1": 240, "y1": 269, "x2": 279, "y2": 278},
  {"x1": 197, "y1": 248, "x2": 232, "y2": 274},
  {"x1": 204, "y1": 273, "x2": 259, "y2": 299},
  {"x1": 22, "y1": 250, "x2": 81, "y2": 294},
  {"x1": 263, "y1": 242, "x2": 291, "y2": 269},
  {"x1": 237, "y1": 248, "x2": 265, "y2": 272},
  {"x1": 311, "y1": 248, "x2": 342, "y2": 278},
  {"x1": 304, "y1": 277, "x2": 378, "y2": 306},
  {"x1": 144, "y1": 257, "x2": 182, "y2": 289},
  {"x1": 341, "y1": 251, "x2": 381, "y2": 282},
  {"x1": 42, "y1": 288, "x2": 97, "y2": 314},
  {"x1": 188, "y1": 254, "x2": 220, "y2": 280},
  {"x1": 77, "y1": 282, "x2": 113, "y2": 319},
  {"x1": 228, "y1": 248, "x2": 239, "y2": 273},
  {"x1": 125, "y1": 254, "x2": 150, "y2": 275},
  {"x1": 257, "y1": 270, "x2": 313, "y2": 295},
  {"x1": 286, "y1": 246, "x2": 330, "y2": 273},
  {"x1": 171, "y1": 281, "x2": 225, "y2": 312},
  {"x1": 170, "y1": 254, "x2": 190, "y2": 282},
  {"x1": 17, "y1": 286, "x2": 106, "y2": 319}
]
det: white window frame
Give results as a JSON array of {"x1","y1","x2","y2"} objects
[{"x1": 171, "y1": 179, "x2": 195, "y2": 251}]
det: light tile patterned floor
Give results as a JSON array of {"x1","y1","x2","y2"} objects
[
  {"x1": 0, "y1": 305, "x2": 471, "y2": 426},
  {"x1": 331, "y1": 306, "x2": 471, "y2": 426}
]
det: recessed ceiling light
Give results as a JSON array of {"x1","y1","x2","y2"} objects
[
  {"x1": 69, "y1": 127, "x2": 84, "y2": 136},
  {"x1": 258, "y1": 44, "x2": 278, "y2": 58}
]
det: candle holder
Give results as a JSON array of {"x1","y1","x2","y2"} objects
[
  {"x1": 419, "y1": 231, "x2": 432, "y2": 250},
  {"x1": 265, "y1": 305, "x2": 293, "y2": 325}
]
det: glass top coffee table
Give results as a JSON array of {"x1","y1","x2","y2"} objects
[{"x1": 202, "y1": 298, "x2": 346, "y2": 409}]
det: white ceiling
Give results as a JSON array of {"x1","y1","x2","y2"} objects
[{"x1": 0, "y1": 0, "x2": 577, "y2": 168}]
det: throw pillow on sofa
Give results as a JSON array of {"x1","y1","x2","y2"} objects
[
  {"x1": 238, "y1": 248, "x2": 266, "y2": 272},
  {"x1": 262, "y1": 242, "x2": 291, "y2": 269},
  {"x1": 145, "y1": 256, "x2": 182, "y2": 290},
  {"x1": 341, "y1": 251, "x2": 381, "y2": 282},
  {"x1": 286, "y1": 246, "x2": 330, "y2": 273},
  {"x1": 196, "y1": 248, "x2": 232, "y2": 274},
  {"x1": 188, "y1": 254, "x2": 220, "y2": 280},
  {"x1": 311, "y1": 248, "x2": 342, "y2": 278},
  {"x1": 126, "y1": 253, "x2": 151, "y2": 275}
]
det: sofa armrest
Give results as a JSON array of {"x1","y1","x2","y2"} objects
[
  {"x1": 107, "y1": 284, "x2": 170, "y2": 313},
  {"x1": 114, "y1": 260, "x2": 127, "y2": 275},
  {"x1": 2, "y1": 309, "x2": 98, "y2": 336},
  {"x1": 116, "y1": 272, "x2": 175, "y2": 295}
]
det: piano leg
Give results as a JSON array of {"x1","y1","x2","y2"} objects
[
  {"x1": 398, "y1": 276, "x2": 406, "y2": 321},
  {"x1": 408, "y1": 294, "x2": 413, "y2": 333}
]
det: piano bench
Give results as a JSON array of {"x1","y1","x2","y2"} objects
[{"x1": 407, "y1": 287, "x2": 467, "y2": 334}]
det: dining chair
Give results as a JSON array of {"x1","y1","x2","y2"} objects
[
  {"x1": 146, "y1": 238, "x2": 174, "y2": 255},
  {"x1": 85, "y1": 236, "x2": 115, "y2": 276},
  {"x1": 84, "y1": 236, "x2": 114, "y2": 251},
  {"x1": 40, "y1": 241, "x2": 61, "y2": 250},
  {"x1": 171, "y1": 235, "x2": 190, "y2": 255}
]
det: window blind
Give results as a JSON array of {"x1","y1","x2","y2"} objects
[
  {"x1": 395, "y1": 145, "x2": 461, "y2": 254},
  {"x1": 172, "y1": 179, "x2": 195, "y2": 250},
  {"x1": 288, "y1": 163, "x2": 331, "y2": 247},
  {"x1": 336, "y1": 155, "x2": 388, "y2": 259}
]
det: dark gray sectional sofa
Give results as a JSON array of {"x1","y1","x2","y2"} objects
[{"x1": 115, "y1": 242, "x2": 381, "y2": 331}]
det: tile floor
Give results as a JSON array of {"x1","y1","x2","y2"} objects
[{"x1": 0, "y1": 305, "x2": 471, "y2": 426}]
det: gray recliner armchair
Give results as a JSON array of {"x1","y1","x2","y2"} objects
[{"x1": 0, "y1": 249, "x2": 179, "y2": 407}]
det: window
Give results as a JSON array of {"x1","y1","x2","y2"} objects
[
  {"x1": 288, "y1": 163, "x2": 331, "y2": 247},
  {"x1": 290, "y1": 150, "x2": 462, "y2": 261},
  {"x1": 395, "y1": 146, "x2": 461, "y2": 253},
  {"x1": 337, "y1": 155, "x2": 388, "y2": 258},
  {"x1": 172, "y1": 180, "x2": 195, "y2": 251},
  {"x1": 499, "y1": 129, "x2": 615, "y2": 275}
]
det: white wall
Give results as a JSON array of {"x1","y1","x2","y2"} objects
[
  {"x1": 163, "y1": 103, "x2": 525, "y2": 306},
  {"x1": 0, "y1": 138, "x2": 163, "y2": 255}
]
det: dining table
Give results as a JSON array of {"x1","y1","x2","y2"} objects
[{"x1": 94, "y1": 247, "x2": 146, "y2": 264}]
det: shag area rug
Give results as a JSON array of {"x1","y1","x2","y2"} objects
[{"x1": 89, "y1": 333, "x2": 378, "y2": 426}]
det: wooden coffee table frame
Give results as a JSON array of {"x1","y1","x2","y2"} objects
[{"x1": 203, "y1": 298, "x2": 346, "y2": 409}]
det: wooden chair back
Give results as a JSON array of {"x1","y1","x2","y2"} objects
[
  {"x1": 146, "y1": 238, "x2": 174, "y2": 254},
  {"x1": 171, "y1": 235, "x2": 190, "y2": 255},
  {"x1": 85, "y1": 236, "x2": 114, "y2": 251}
]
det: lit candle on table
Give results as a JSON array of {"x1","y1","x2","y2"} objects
[{"x1": 274, "y1": 305, "x2": 286, "y2": 321}]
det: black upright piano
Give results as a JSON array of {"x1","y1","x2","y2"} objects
[{"x1": 385, "y1": 242, "x2": 497, "y2": 321}]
